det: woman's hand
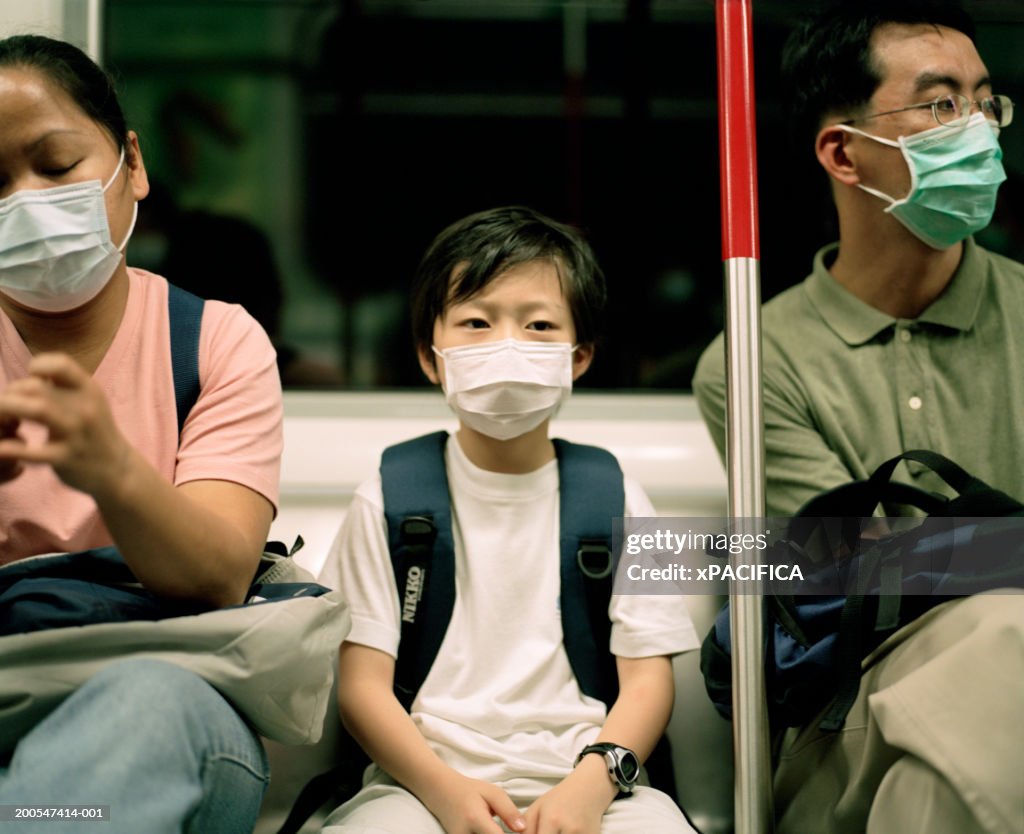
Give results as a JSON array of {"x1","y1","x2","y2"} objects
[
  {"x1": 0, "y1": 414, "x2": 25, "y2": 483},
  {"x1": 0, "y1": 353, "x2": 131, "y2": 499},
  {"x1": 0, "y1": 351, "x2": 271, "y2": 607}
]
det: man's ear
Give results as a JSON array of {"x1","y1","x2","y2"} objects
[
  {"x1": 571, "y1": 343, "x2": 594, "y2": 382},
  {"x1": 815, "y1": 124, "x2": 861, "y2": 187},
  {"x1": 418, "y1": 345, "x2": 441, "y2": 385}
]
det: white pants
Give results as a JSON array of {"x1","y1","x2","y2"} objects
[{"x1": 322, "y1": 769, "x2": 698, "y2": 834}]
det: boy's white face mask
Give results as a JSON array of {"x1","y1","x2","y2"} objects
[
  {"x1": 433, "y1": 338, "x2": 575, "y2": 440},
  {"x1": 0, "y1": 148, "x2": 137, "y2": 313}
]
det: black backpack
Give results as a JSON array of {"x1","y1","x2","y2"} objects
[{"x1": 700, "y1": 449, "x2": 1024, "y2": 734}]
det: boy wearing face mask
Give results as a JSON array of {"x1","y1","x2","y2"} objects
[
  {"x1": 319, "y1": 206, "x2": 700, "y2": 834},
  {"x1": 693, "y1": 3, "x2": 1023, "y2": 833}
]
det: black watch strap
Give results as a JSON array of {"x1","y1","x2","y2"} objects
[{"x1": 574, "y1": 743, "x2": 640, "y2": 797}]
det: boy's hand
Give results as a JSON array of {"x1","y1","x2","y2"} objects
[
  {"x1": 0, "y1": 354, "x2": 131, "y2": 498},
  {"x1": 425, "y1": 771, "x2": 526, "y2": 834},
  {"x1": 522, "y1": 756, "x2": 614, "y2": 834}
]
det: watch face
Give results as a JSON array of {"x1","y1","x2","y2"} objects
[{"x1": 618, "y1": 750, "x2": 640, "y2": 783}]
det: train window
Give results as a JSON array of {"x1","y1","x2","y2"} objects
[{"x1": 107, "y1": 0, "x2": 1024, "y2": 390}]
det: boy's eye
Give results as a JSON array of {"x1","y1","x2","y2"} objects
[
  {"x1": 527, "y1": 321, "x2": 555, "y2": 331},
  {"x1": 462, "y1": 318, "x2": 490, "y2": 329}
]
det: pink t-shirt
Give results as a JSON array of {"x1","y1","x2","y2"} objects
[{"x1": 0, "y1": 269, "x2": 282, "y2": 562}]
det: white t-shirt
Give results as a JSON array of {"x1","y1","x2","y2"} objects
[{"x1": 321, "y1": 434, "x2": 700, "y2": 785}]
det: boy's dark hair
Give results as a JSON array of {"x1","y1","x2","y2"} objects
[
  {"x1": 781, "y1": 1, "x2": 975, "y2": 149},
  {"x1": 0, "y1": 34, "x2": 128, "y2": 148},
  {"x1": 410, "y1": 206, "x2": 606, "y2": 359}
]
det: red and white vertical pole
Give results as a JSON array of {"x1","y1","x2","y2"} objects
[{"x1": 715, "y1": 1, "x2": 773, "y2": 832}]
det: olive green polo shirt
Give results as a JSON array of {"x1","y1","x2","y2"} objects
[{"x1": 693, "y1": 238, "x2": 1024, "y2": 516}]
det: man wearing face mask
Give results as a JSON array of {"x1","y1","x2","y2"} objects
[
  {"x1": 693, "y1": 3, "x2": 1023, "y2": 833},
  {"x1": 319, "y1": 206, "x2": 701, "y2": 834}
]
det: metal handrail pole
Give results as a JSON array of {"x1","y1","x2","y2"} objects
[
  {"x1": 86, "y1": 0, "x2": 103, "y2": 64},
  {"x1": 715, "y1": 1, "x2": 773, "y2": 832}
]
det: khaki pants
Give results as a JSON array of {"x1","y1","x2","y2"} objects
[{"x1": 774, "y1": 593, "x2": 1024, "y2": 834}]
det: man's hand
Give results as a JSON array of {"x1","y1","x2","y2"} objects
[
  {"x1": 424, "y1": 771, "x2": 526, "y2": 834},
  {"x1": 0, "y1": 353, "x2": 131, "y2": 499},
  {"x1": 521, "y1": 756, "x2": 614, "y2": 834}
]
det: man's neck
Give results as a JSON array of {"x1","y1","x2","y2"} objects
[{"x1": 829, "y1": 211, "x2": 964, "y2": 319}]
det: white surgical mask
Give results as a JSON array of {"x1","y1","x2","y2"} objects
[
  {"x1": 840, "y1": 113, "x2": 1006, "y2": 249},
  {"x1": 0, "y1": 148, "x2": 137, "y2": 312},
  {"x1": 434, "y1": 338, "x2": 575, "y2": 440}
]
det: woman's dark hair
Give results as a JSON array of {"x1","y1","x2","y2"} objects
[
  {"x1": 781, "y1": 1, "x2": 976, "y2": 148},
  {"x1": 0, "y1": 34, "x2": 127, "y2": 148},
  {"x1": 410, "y1": 206, "x2": 607, "y2": 359}
]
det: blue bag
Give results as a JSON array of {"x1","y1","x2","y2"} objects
[{"x1": 700, "y1": 450, "x2": 1024, "y2": 732}]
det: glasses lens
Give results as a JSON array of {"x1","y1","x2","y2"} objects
[
  {"x1": 985, "y1": 95, "x2": 1014, "y2": 128},
  {"x1": 933, "y1": 94, "x2": 968, "y2": 125}
]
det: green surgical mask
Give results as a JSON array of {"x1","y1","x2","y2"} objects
[{"x1": 841, "y1": 113, "x2": 1006, "y2": 249}]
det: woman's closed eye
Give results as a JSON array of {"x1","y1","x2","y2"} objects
[{"x1": 40, "y1": 159, "x2": 81, "y2": 177}]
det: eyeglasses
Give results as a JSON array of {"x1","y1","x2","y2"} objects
[{"x1": 845, "y1": 93, "x2": 1014, "y2": 129}]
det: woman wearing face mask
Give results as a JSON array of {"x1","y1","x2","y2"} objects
[{"x1": 0, "y1": 35, "x2": 281, "y2": 833}]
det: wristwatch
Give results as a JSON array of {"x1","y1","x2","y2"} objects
[{"x1": 574, "y1": 743, "x2": 640, "y2": 796}]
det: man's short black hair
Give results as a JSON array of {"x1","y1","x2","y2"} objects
[
  {"x1": 410, "y1": 206, "x2": 606, "y2": 359},
  {"x1": 781, "y1": 0, "x2": 976, "y2": 148}
]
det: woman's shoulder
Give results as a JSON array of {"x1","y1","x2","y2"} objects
[{"x1": 127, "y1": 267, "x2": 267, "y2": 340}]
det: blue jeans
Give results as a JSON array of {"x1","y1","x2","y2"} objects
[{"x1": 0, "y1": 658, "x2": 269, "y2": 834}]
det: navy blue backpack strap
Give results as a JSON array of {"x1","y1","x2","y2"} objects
[
  {"x1": 167, "y1": 283, "x2": 205, "y2": 436},
  {"x1": 380, "y1": 431, "x2": 456, "y2": 711},
  {"x1": 273, "y1": 433, "x2": 456, "y2": 834},
  {"x1": 552, "y1": 438, "x2": 624, "y2": 708},
  {"x1": 553, "y1": 440, "x2": 689, "y2": 803}
]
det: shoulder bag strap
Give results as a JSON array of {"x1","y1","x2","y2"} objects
[{"x1": 167, "y1": 283, "x2": 205, "y2": 437}]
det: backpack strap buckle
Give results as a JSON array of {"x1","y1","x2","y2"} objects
[
  {"x1": 399, "y1": 516, "x2": 437, "y2": 547},
  {"x1": 577, "y1": 540, "x2": 613, "y2": 580}
]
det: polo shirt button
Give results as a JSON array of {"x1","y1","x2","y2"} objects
[
  {"x1": 909, "y1": 396, "x2": 923, "y2": 410},
  {"x1": 899, "y1": 329, "x2": 912, "y2": 343}
]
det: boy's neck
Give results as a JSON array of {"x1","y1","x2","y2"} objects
[{"x1": 454, "y1": 423, "x2": 556, "y2": 474}]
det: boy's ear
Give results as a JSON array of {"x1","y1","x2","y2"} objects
[
  {"x1": 418, "y1": 345, "x2": 441, "y2": 385},
  {"x1": 571, "y1": 343, "x2": 594, "y2": 382}
]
